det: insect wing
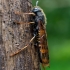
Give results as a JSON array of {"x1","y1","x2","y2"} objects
[{"x1": 38, "y1": 20, "x2": 49, "y2": 66}]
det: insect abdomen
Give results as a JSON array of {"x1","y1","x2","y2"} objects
[{"x1": 38, "y1": 21, "x2": 49, "y2": 66}]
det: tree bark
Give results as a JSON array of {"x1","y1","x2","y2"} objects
[{"x1": 0, "y1": 0, "x2": 40, "y2": 70}]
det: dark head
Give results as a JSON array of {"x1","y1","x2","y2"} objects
[
  {"x1": 32, "y1": 1, "x2": 41, "y2": 13},
  {"x1": 32, "y1": 7, "x2": 41, "y2": 13}
]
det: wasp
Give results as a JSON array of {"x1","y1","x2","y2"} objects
[
  {"x1": 31, "y1": 1, "x2": 49, "y2": 67},
  {"x1": 10, "y1": 0, "x2": 49, "y2": 68}
]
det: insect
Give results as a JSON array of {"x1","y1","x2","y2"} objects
[
  {"x1": 31, "y1": 1, "x2": 49, "y2": 67},
  {"x1": 10, "y1": 0, "x2": 49, "y2": 68}
]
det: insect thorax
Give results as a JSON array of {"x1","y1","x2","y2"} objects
[{"x1": 32, "y1": 6, "x2": 46, "y2": 24}]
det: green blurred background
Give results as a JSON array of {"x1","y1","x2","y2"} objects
[{"x1": 32, "y1": 0, "x2": 70, "y2": 70}]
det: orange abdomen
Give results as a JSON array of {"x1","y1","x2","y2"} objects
[{"x1": 38, "y1": 21, "x2": 49, "y2": 66}]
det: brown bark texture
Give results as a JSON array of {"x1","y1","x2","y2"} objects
[{"x1": 0, "y1": 0, "x2": 40, "y2": 70}]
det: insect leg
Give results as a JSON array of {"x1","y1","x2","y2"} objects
[
  {"x1": 42, "y1": 64, "x2": 45, "y2": 70},
  {"x1": 14, "y1": 11, "x2": 35, "y2": 16},
  {"x1": 14, "y1": 11, "x2": 35, "y2": 24},
  {"x1": 14, "y1": 21, "x2": 34, "y2": 24},
  {"x1": 24, "y1": 13, "x2": 35, "y2": 16},
  {"x1": 40, "y1": 63, "x2": 45, "y2": 70},
  {"x1": 10, "y1": 35, "x2": 36, "y2": 57}
]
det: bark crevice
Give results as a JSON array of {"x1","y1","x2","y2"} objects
[{"x1": 0, "y1": 0, "x2": 40, "y2": 70}]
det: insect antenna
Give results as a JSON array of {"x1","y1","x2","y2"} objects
[{"x1": 36, "y1": 0, "x2": 39, "y2": 6}]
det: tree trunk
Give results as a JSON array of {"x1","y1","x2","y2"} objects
[{"x1": 0, "y1": 0, "x2": 40, "y2": 70}]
